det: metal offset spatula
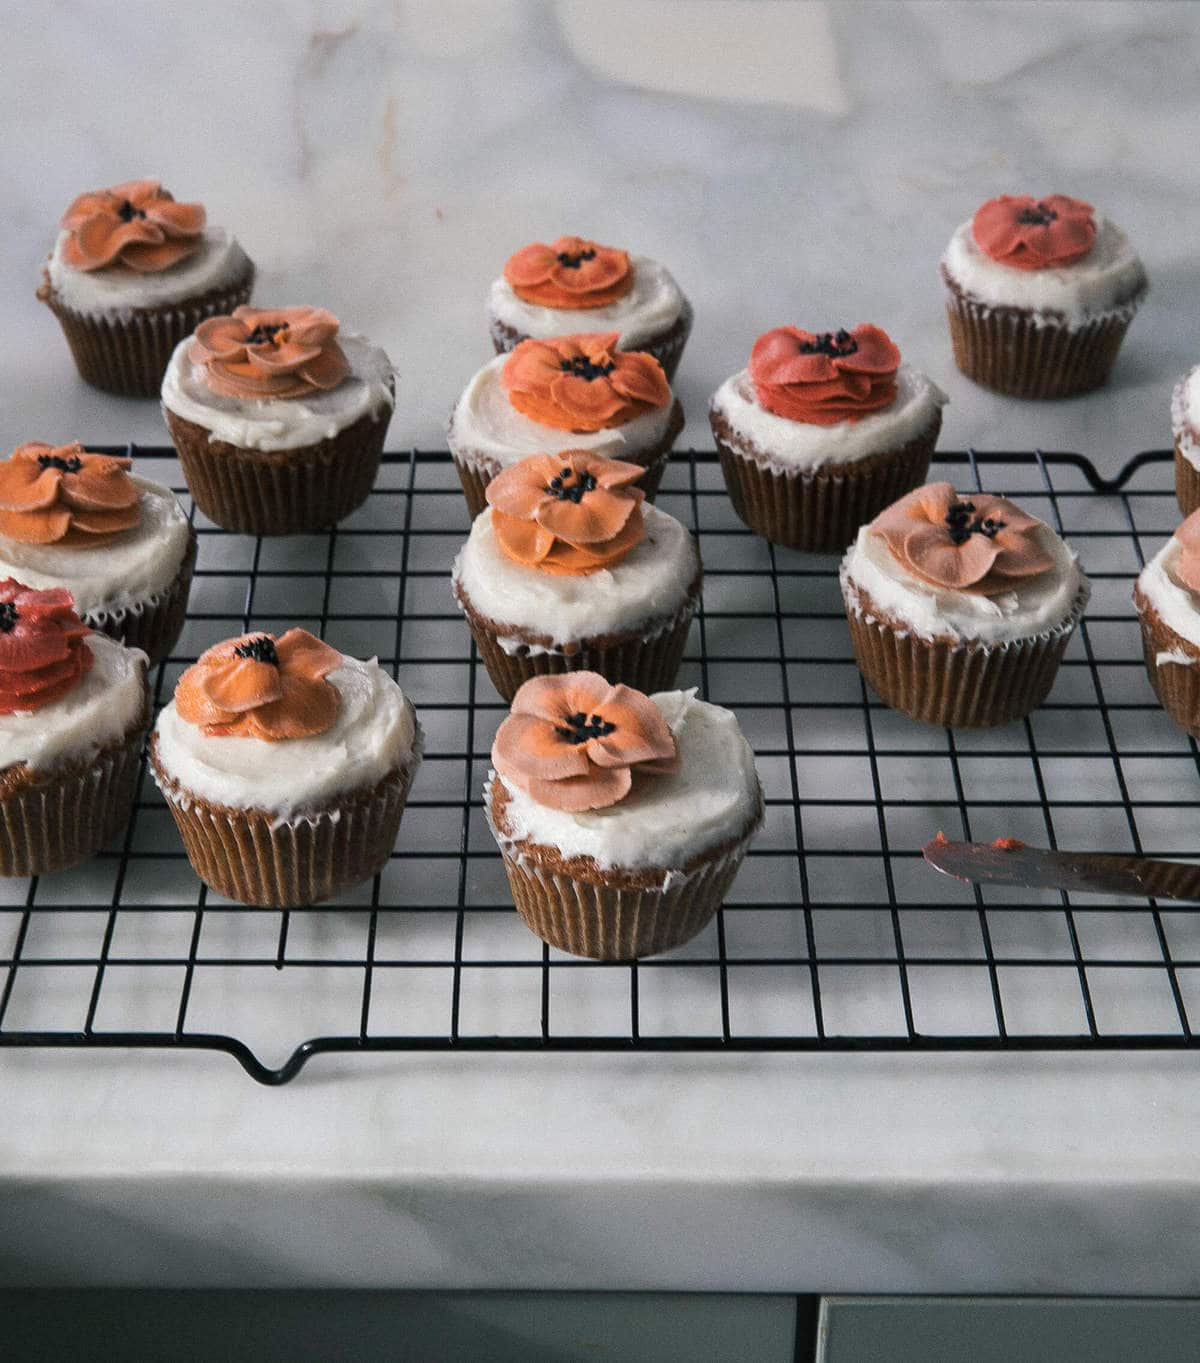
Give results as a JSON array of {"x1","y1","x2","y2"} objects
[{"x1": 923, "y1": 835, "x2": 1200, "y2": 903}]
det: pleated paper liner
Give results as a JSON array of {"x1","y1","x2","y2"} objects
[
  {"x1": 1135, "y1": 589, "x2": 1200, "y2": 737},
  {"x1": 151, "y1": 720, "x2": 423, "y2": 908},
  {"x1": 38, "y1": 265, "x2": 255, "y2": 399},
  {"x1": 83, "y1": 526, "x2": 197, "y2": 666},
  {"x1": 1174, "y1": 442, "x2": 1200, "y2": 518},
  {"x1": 842, "y1": 579, "x2": 1088, "y2": 729},
  {"x1": 711, "y1": 414, "x2": 939, "y2": 554},
  {"x1": 165, "y1": 397, "x2": 391, "y2": 536}
]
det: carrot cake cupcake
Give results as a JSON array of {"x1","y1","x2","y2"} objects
[
  {"x1": 161, "y1": 305, "x2": 394, "y2": 535},
  {"x1": 489, "y1": 236, "x2": 692, "y2": 379},
  {"x1": 710, "y1": 324, "x2": 945, "y2": 552},
  {"x1": 487, "y1": 673, "x2": 762, "y2": 959},
  {"x1": 941, "y1": 194, "x2": 1147, "y2": 399},
  {"x1": 1171, "y1": 363, "x2": 1200, "y2": 516},
  {"x1": 0, "y1": 581, "x2": 149, "y2": 876},
  {"x1": 1134, "y1": 508, "x2": 1200, "y2": 736},
  {"x1": 0, "y1": 442, "x2": 194, "y2": 665},
  {"x1": 453, "y1": 451, "x2": 702, "y2": 699},
  {"x1": 38, "y1": 178, "x2": 254, "y2": 397},
  {"x1": 448, "y1": 332, "x2": 682, "y2": 517},
  {"x1": 151, "y1": 629, "x2": 421, "y2": 906},
  {"x1": 840, "y1": 482, "x2": 1089, "y2": 727}
]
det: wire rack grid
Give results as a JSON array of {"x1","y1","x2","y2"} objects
[{"x1": 0, "y1": 445, "x2": 1196, "y2": 1085}]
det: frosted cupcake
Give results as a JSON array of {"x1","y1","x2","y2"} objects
[
  {"x1": 162, "y1": 305, "x2": 394, "y2": 535},
  {"x1": 1171, "y1": 364, "x2": 1200, "y2": 516},
  {"x1": 941, "y1": 194, "x2": 1147, "y2": 400},
  {"x1": 489, "y1": 236, "x2": 692, "y2": 379},
  {"x1": 453, "y1": 451, "x2": 702, "y2": 699},
  {"x1": 448, "y1": 333, "x2": 682, "y2": 518},
  {"x1": 487, "y1": 674, "x2": 762, "y2": 960},
  {"x1": 710, "y1": 324, "x2": 945, "y2": 552},
  {"x1": 840, "y1": 483, "x2": 1089, "y2": 727},
  {"x1": 0, "y1": 442, "x2": 194, "y2": 665},
  {"x1": 0, "y1": 581, "x2": 149, "y2": 876},
  {"x1": 1134, "y1": 509, "x2": 1200, "y2": 735},
  {"x1": 151, "y1": 629, "x2": 421, "y2": 906},
  {"x1": 38, "y1": 179, "x2": 254, "y2": 397}
]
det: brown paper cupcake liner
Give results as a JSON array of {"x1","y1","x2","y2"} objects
[
  {"x1": 1174, "y1": 443, "x2": 1200, "y2": 519},
  {"x1": 842, "y1": 577, "x2": 1088, "y2": 728},
  {"x1": 151, "y1": 717, "x2": 422, "y2": 907},
  {"x1": 1135, "y1": 589, "x2": 1200, "y2": 737},
  {"x1": 38, "y1": 265, "x2": 255, "y2": 399},
  {"x1": 165, "y1": 395, "x2": 392, "y2": 536},
  {"x1": 711, "y1": 411, "x2": 940, "y2": 554},
  {"x1": 83, "y1": 525, "x2": 197, "y2": 666}
]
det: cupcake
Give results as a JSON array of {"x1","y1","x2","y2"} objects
[
  {"x1": 840, "y1": 483, "x2": 1089, "y2": 727},
  {"x1": 1134, "y1": 509, "x2": 1200, "y2": 736},
  {"x1": 37, "y1": 179, "x2": 255, "y2": 398},
  {"x1": 941, "y1": 194, "x2": 1147, "y2": 400},
  {"x1": 486, "y1": 673, "x2": 762, "y2": 960},
  {"x1": 161, "y1": 305, "x2": 395, "y2": 535},
  {"x1": 448, "y1": 333, "x2": 682, "y2": 518},
  {"x1": 0, "y1": 581, "x2": 149, "y2": 876},
  {"x1": 488, "y1": 236, "x2": 692, "y2": 379},
  {"x1": 0, "y1": 442, "x2": 195, "y2": 665},
  {"x1": 453, "y1": 451, "x2": 702, "y2": 700},
  {"x1": 1171, "y1": 364, "x2": 1200, "y2": 516},
  {"x1": 150, "y1": 629, "x2": 421, "y2": 907},
  {"x1": 710, "y1": 324, "x2": 945, "y2": 552}
]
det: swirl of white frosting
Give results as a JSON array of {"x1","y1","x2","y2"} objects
[{"x1": 1172, "y1": 367, "x2": 1200, "y2": 472}]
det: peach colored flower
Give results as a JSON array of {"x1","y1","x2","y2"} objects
[
  {"x1": 190, "y1": 306, "x2": 351, "y2": 401},
  {"x1": 1173, "y1": 510, "x2": 1200, "y2": 594},
  {"x1": 501, "y1": 332, "x2": 670, "y2": 433},
  {"x1": 59, "y1": 179, "x2": 205, "y2": 273},
  {"x1": 0, "y1": 442, "x2": 140, "y2": 546},
  {"x1": 504, "y1": 237, "x2": 634, "y2": 309}
]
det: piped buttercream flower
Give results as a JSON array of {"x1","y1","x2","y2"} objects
[
  {"x1": 871, "y1": 482, "x2": 1056, "y2": 595},
  {"x1": 485, "y1": 451, "x2": 645, "y2": 575},
  {"x1": 0, "y1": 442, "x2": 140, "y2": 546},
  {"x1": 1172, "y1": 510, "x2": 1200, "y2": 594},
  {"x1": 504, "y1": 237, "x2": 634, "y2": 309},
  {"x1": 749, "y1": 324, "x2": 900, "y2": 425},
  {"x1": 175, "y1": 628, "x2": 343, "y2": 740},
  {"x1": 501, "y1": 333, "x2": 670, "y2": 433},
  {"x1": 0, "y1": 580, "x2": 93, "y2": 715},
  {"x1": 189, "y1": 306, "x2": 351, "y2": 401},
  {"x1": 971, "y1": 195, "x2": 1096, "y2": 271},
  {"x1": 492, "y1": 672, "x2": 677, "y2": 812},
  {"x1": 59, "y1": 179, "x2": 205, "y2": 274}
]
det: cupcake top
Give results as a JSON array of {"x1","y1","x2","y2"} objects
[
  {"x1": 453, "y1": 451, "x2": 700, "y2": 648},
  {"x1": 152, "y1": 628, "x2": 418, "y2": 817},
  {"x1": 449, "y1": 336, "x2": 677, "y2": 471},
  {"x1": 161, "y1": 305, "x2": 394, "y2": 451},
  {"x1": 1136, "y1": 509, "x2": 1200, "y2": 652},
  {"x1": 488, "y1": 673, "x2": 761, "y2": 872},
  {"x1": 942, "y1": 194, "x2": 1146, "y2": 323},
  {"x1": 45, "y1": 179, "x2": 252, "y2": 317},
  {"x1": 490, "y1": 237, "x2": 685, "y2": 349},
  {"x1": 841, "y1": 482, "x2": 1088, "y2": 644},
  {"x1": 0, "y1": 442, "x2": 191, "y2": 617},
  {"x1": 0, "y1": 580, "x2": 147, "y2": 771},
  {"x1": 710, "y1": 324, "x2": 946, "y2": 472}
]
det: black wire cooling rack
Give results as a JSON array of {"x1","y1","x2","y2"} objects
[{"x1": 1, "y1": 445, "x2": 1197, "y2": 1084}]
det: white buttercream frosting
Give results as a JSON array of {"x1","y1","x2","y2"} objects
[
  {"x1": 0, "y1": 477, "x2": 190, "y2": 618},
  {"x1": 448, "y1": 355, "x2": 677, "y2": 473},
  {"x1": 152, "y1": 655, "x2": 418, "y2": 816},
  {"x1": 941, "y1": 216, "x2": 1147, "y2": 325},
  {"x1": 492, "y1": 689, "x2": 761, "y2": 872},
  {"x1": 453, "y1": 503, "x2": 700, "y2": 651},
  {"x1": 710, "y1": 364, "x2": 946, "y2": 472},
  {"x1": 161, "y1": 331, "x2": 395, "y2": 452},
  {"x1": 46, "y1": 228, "x2": 252, "y2": 318},
  {"x1": 841, "y1": 515, "x2": 1088, "y2": 645},
  {"x1": 0, "y1": 633, "x2": 147, "y2": 773},
  {"x1": 488, "y1": 256, "x2": 685, "y2": 350},
  {"x1": 1137, "y1": 537, "x2": 1200, "y2": 652},
  {"x1": 1172, "y1": 368, "x2": 1200, "y2": 472}
]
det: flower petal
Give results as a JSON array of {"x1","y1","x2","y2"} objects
[{"x1": 493, "y1": 712, "x2": 591, "y2": 781}]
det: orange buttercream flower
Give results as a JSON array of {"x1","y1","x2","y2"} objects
[
  {"x1": 175, "y1": 629, "x2": 343, "y2": 741},
  {"x1": 189, "y1": 306, "x2": 351, "y2": 401},
  {"x1": 59, "y1": 179, "x2": 205, "y2": 273},
  {"x1": 504, "y1": 237, "x2": 634, "y2": 309},
  {"x1": 492, "y1": 672, "x2": 677, "y2": 813},
  {"x1": 1172, "y1": 510, "x2": 1200, "y2": 594},
  {"x1": 0, "y1": 442, "x2": 140, "y2": 546},
  {"x1": 485, "y1": 451, "x2": 645, "y2": 576},
  {"x1": 501, "y1": 333, "x2": 670, "y2": 433},
  {"x1": 0, "y1": 580, "x2": 93, "y2": 716}
]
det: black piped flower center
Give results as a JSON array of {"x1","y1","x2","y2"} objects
[
  {"x1": 1016, "y1": 202, "x2": 1058, "y2": 227},
  {"x1": 245, "y1": 323, "x2": 287, "y2": 346},
  {"x1": 0, "y1": 602, "x2": 17, "y2": 634},
  {"x1": 37, "y1": 454, "x2": 83, "y2": 474},
  {"x1": 544, "y1": 466, "x2": 597, "y2": 503},
  {"x1": 560, "y1": 355, "x2": 616, "y2": 381},
  {"x1": 117, "y1": 199, "x2": 146, "y2": 223},
  {"x1": 945, "y1": 500, "x2": 1005, "y2": 546},
  {"x1": 556, "y1": 710, "x2": 617, "y2": 744},
  {"x1": 556, "y1": 247, "x2": 597, "y2": 269},
  {"x1": 233, "y1": 635, "x2": 279, "y2": 666},
  {"x1": 799, "y1": 328, "x2": 858, "y2": 358}
]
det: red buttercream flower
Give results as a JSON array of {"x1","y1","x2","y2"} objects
[
  {"x1": 501, "y1": 333, "x2": 671, "y2": 433},
  {"x1": 971, "y1": 195, "x2": 1096, "y2": 271},
  {"x1": 749, "y1": 324, "x2": 900, "y2": 425},
  {"x1": 0, "y1": 442, "x2": 140, "y2": 546},
  {"x1": 504, "y1": 237, "x2": 634, "y2": 309},
  {"x1": 0, "y1": 579, "x2": 94, "y2": 716},
  {"x1": 189, "y1": 306, "x2": 351, "y2": 401},
  {"x1": 59, "y1": 179, "x2": 205, "y2": 273}
]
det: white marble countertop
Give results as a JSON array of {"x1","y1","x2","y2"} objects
[{"x1": 4, "y1": 0, "x2": 1200, "y2": 1294}]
